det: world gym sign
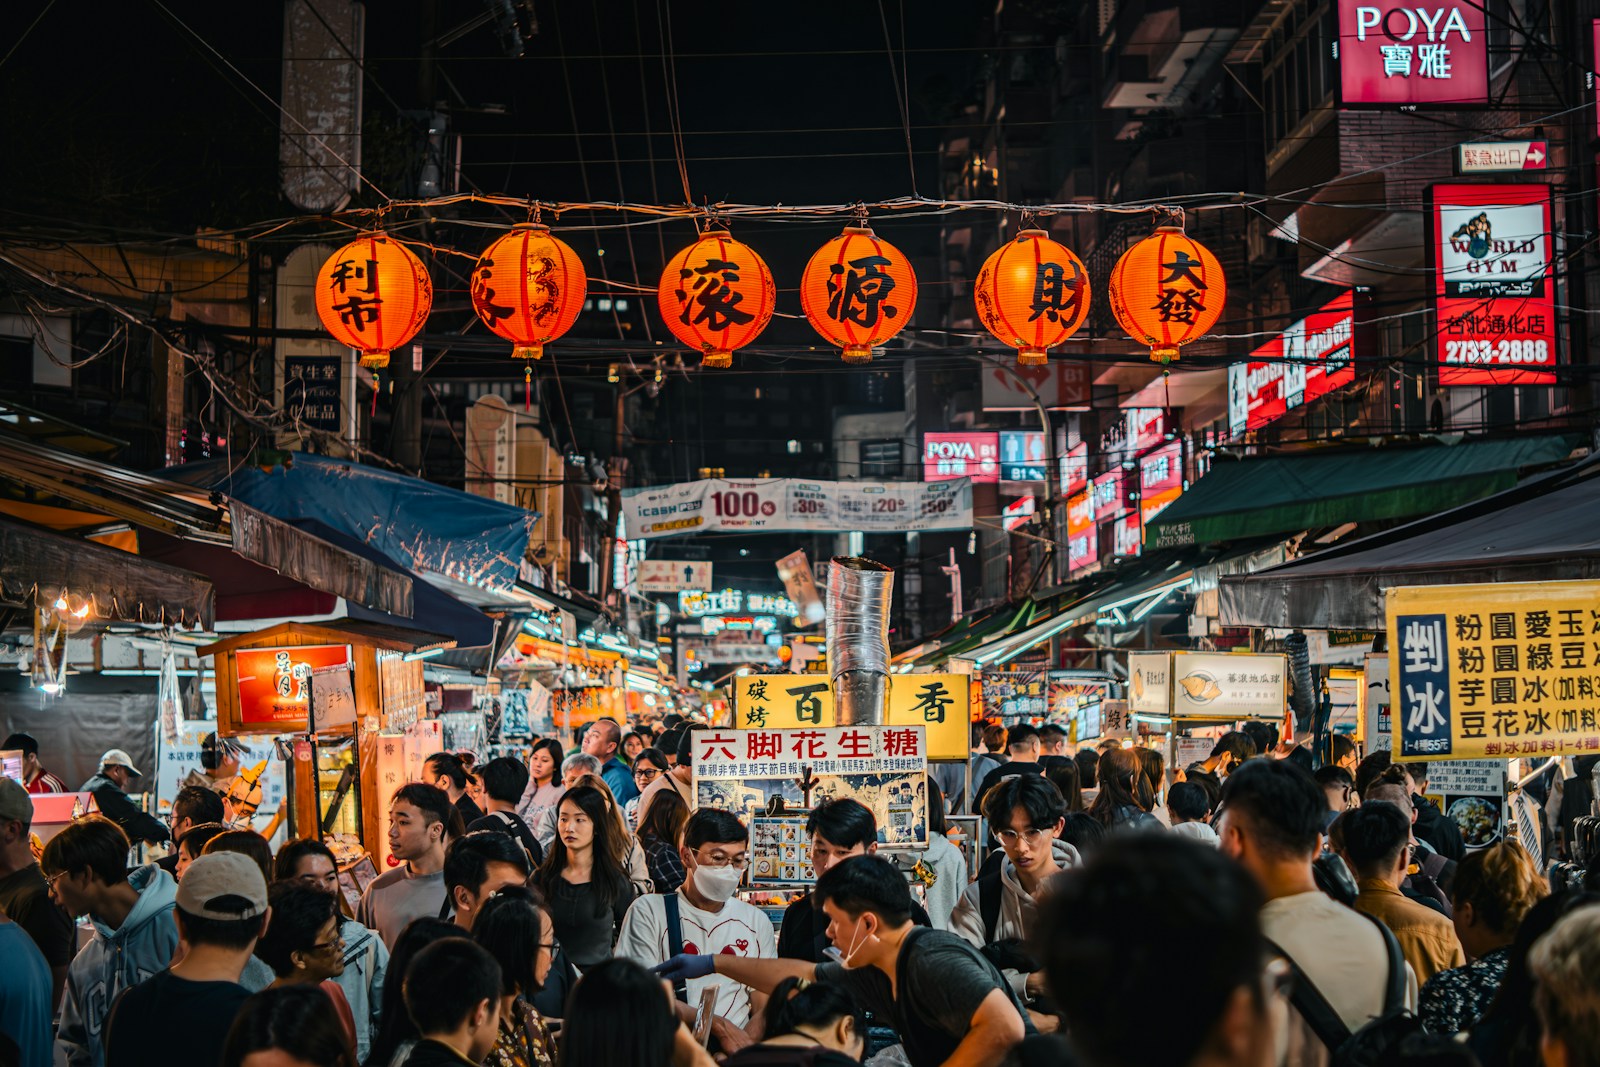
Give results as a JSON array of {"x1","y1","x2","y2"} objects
[{"x1": 1337, "y1": 0, "x2": 1489, "y2": 107}]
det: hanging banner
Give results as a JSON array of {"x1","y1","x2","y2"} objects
[
  {"x1": 621, "y1": 477, "x2": 973, "y2": 539},
  {"x1": 732, "y1": 674, "x2": 970, "y2": 760},
  {"x1": 1387, "y1": 579, "x2": 1600, "y2": 760},
  {"x1": 693, "y1": 725, "x2": 929, "y2": 846},
  {"x1": 1423, "y1": 760, "x2": 1508, "y2": 850},
  {"x1": 1172, "y1": 652, "x2": 1288, "y2": 719},
  {"x1": 1429, "y1": 184, "x2": 1557, "y2": 386},
  {"x1": 776, "y1": 550, "x2": 826, "y2": 628}
]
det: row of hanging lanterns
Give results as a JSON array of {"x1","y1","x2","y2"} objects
[{"x1": 312, "y1": 220, "x2": 1224, "y2": 371}]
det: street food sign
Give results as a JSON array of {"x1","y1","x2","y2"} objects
[
  {"x1": 731, "y1": 674, "x2": 969, "y2": 759},
  {"x1": 236, "y1": 645, "x2": 352, "y2": 727},
  {"x1": 1336, "y1": 0, "x2": 1489, "y2": 107},
  {"x1": 1430, "y1": 184, "x2": 1557, "y2": 385},
  {"x1": 1129, "y1": 651, "x2": 1287, "y2": 718},
  {"x1": 695, "y1": 725, "x2": 928, "y2": 778},
  {"x1": 1387, "y1": 580, "x2": 1600, "y2": 760}
]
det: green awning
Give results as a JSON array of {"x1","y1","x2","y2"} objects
[{"x1": 1146, "y1": 435, "x2": 1578, "y2": 548}]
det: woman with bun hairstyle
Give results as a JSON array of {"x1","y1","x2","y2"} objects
[{"x1": 720, "y1": 978, "x2": 866, "y2": 1067}]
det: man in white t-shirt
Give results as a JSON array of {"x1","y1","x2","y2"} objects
[
  {"x1": 1216, "y1": 758, "x2": 1416, "y2": 1046},
  {"x1": 617, "y1": 807, "x2": 775, "y2": 1054}
]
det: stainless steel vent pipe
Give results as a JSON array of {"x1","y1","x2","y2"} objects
[{"x1": 825, "y1": 557, "x2": 894, "y2": 726}]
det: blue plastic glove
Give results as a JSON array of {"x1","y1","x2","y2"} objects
[{"x1": 654, "y1": 953, "x2": 716, "y2": 982}]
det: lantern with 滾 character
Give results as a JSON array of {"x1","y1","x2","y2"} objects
[
  {"x1": 657, "y1": 230, "x2": 776, "y2": 369},
  {"x1": 314, "y1": 235, "x2": 433, "y2": 369},
  {"x1": 974, "y1": 229, "x2": 1091, "y2": 365},
  {"x1": 800, "y1": 225, "x2": 918, "y2": 363},
  {"x1": 1107, "y1": 227, "x2": 1226, "y2": 364}
]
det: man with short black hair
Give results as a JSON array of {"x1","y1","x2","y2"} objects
[
  {"x1": 155, "y1": 785, "x2": 225, "y2": 877},
  {"x1": 1339, "y1": 803, "x2": 1464, "y2": 984},
  {"x1": 466, "y1": 757, "x2": 543, "y2": 869},
  {"x1": 44, "y1": 816, "x2": 179, "y2": 1067},
  {"x1": 1037, "y1": 724, "x2": 1068, "y2": 758},
  {"x1": 1036, "y1": 834, "x2": 1278, "y2": 1067},
  {"x1": 619, "y1": 808, "x2": 776, "y2": 1053},
  {"x1": 3, "y1": 733, "x2": 66, "y2": 794},
  {"x1": 659, "y1": 854, "x2": 1033, "y2": 1067},
  {"x1": 102, "y1": 851, "x2": 268, "y2": 1067},
  {"x1": 974, "y1": 724, "x2": 1046, "y2": 813},
  {"x1": 581, "y1": 717, "x2": 640, "y2": 805},
  {"x1": 425, "y1": 753, "x2": 484, "y2": 826},
  {"x1": 443, "y1": 831, "x2": 532, "y2": 930},
  {"x1": 0, "y1": 777, "x2": 73, "y2": 1007},
  {"x1": 81, "y1": 750, "x2": 168, "y2": 847},
  {"x1": 400, "y1": 939, "x2": 504, "y2": 1067},
  {"x1": 360, "y1": 784, "x2": 452, "y2": 948},
  {"x1": 777, "y1": 798, "x2": 931, "y2": 963},
  {"x1": 1216, "y1": 760, "x2": 1414, "y2": 1035}
]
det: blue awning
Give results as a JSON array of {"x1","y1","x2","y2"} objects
[{"x1": 164, "y1": 453, "x2": 538, "y2": 593}]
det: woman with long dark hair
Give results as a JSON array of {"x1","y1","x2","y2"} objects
[
  {"x1": 536, "y1": 785, "x2": 636, "y2": 967},
  {"x1": 517, "y1": 739, "x2": 566, "y2": 828},
  {"x1": 1087, "y1": 747, "x2": 1159, "y2": 832},
  {"x1": 473, "y1": 887, "x2": 556, "y2": 1067},
  {"x1": 1045, "y1": 756, "x2": 1083, "y2": 813},
  {"x1": 362, "y1": 919, "x2": 469, "y2": 1067},
  {"x1": 722, "y1": 978, "x2": 865, "y2": 1067},
  {"x1": 636, "y1": 788, "x2": 690, "y2": 894},
  {"x1": 224, "y1": 985, "x2": 356, "y2": 1067},
  {"x1": 556, "y1": 958, "x2": 713, "y2": 1067}
]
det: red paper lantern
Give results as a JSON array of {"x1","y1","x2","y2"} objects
[
  {"x1": 656, "y1": 230, "x2": 776, "y2": 369},
  {"x1": 470, "y1": 223, "x2": 587, "y2": 361},
  {"x1": 800, "y1": 226, "x2": 918, "y2": 363},
  {"x1": 314, "y1": 234, "x2": 432, "y2": 369},
  {"x1": 974, "y1": 229, "x2": 1091, "y2": 365},
  {"x1": 1107, "y1": 226, "x2": 1226, "y2": 363}
]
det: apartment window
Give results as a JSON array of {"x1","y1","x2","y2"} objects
[
  {"x1": 858, "y1": 439, "x2": 902, "y2": 479},
  {"x1": 1261, "y1": 0, "x2": 1337, "y2": 157}
]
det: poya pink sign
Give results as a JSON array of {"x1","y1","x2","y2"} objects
[{"x1": 1337, "y1": 0, "x2": 1488, "y2": 107}]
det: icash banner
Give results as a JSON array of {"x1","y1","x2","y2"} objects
[{"x1": 622, "y1": 477, "x2": 974, "y2": 539}]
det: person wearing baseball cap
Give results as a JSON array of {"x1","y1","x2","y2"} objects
[
  {"x1": 102, "y1": 852, "x2": 270, "y2": 1067},
  {"x1": 81, "y1": 749, "x2": 169, "y2": 848}
]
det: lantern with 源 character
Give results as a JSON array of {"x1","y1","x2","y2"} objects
[{"x1": 800, "y1": 225, "x2": 918, "y2": 363}]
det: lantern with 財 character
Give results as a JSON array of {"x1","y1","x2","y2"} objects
[
  {"x1": 314, "y1": 235, "x2": 433, "y2": 369},
  {"x1": 800, "y1": 225, "x2": 918, "y2": 363},
  {"x1": 1107, "y1": 227, "x2": 1226, "y2": 364},
  {"x1": 470, "y1": 223, "x2": 587, "y2": 362},
  {"x1": 657, "y1": 230, "x2": 776, "y2": 369},
  {"x1": 974, "y1": 229, "x2": 1091, "y2": 365}
]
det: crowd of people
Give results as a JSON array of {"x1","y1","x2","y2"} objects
[{"x1": 3, "y1": 718, "x2": 1600, "y2": 1067}]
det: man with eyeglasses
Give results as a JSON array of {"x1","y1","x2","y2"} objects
[
  {"x1": 617, "y1": 807, "x2": 776, "y2": 1055},
  {"x1": 952, "y1": 774, "x2": 1079, "y2": 1020},
  {"x1": 271, "y1": 839, "x2": 389, "y2": 1063}
]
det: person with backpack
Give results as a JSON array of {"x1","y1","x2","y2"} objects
[
  {"x1": 1341, "y1": 804, "x2": 1466, "y2": 985},
  {"x1": 616, "y1": 808, "x2": 777, "y2": 1055},
  {"x1": 467, "y1": 758, "x2": 545, "y2": 870},
  {"x1": 656, "y1": 855, "x2": 1033, "y2": 1067},
  {"x1": 1216, "y1": 759, "x2": 1420, "y2": 1061},
  {"x1": 950, "y1": 775, "x2": 1079, "y2": 1011}
]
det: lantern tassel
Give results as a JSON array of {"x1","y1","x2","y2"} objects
[{"x1": 525, "y1": 365, "x2": 532, "y2": 412}]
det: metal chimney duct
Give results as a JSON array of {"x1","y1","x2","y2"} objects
[{"x1": 826, "y1": 557, "x2": 894, "y2": 726}]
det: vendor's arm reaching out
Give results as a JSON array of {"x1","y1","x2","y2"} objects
[{"x1": 654, "y1": 953, "x2": 816, "y2": 996}]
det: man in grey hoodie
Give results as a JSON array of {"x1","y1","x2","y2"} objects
[
  {"x1": 951, "y1": 774, "x2": 1080, "y2": 1015},
  {"x1": 42, "y1": 816, "x2": 179, "y2": 1067}
]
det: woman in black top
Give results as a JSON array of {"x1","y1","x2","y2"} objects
[
  {"x1": 722, "y1": 977, "x2": 866, "y2": 1067},
  {"x1": 537, "y1": 785, "x2": 635, "y2": 967}
]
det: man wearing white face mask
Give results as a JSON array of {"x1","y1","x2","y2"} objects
[{"x1": 617, "y1": 808, "x2": 777, "y2": 1054}]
